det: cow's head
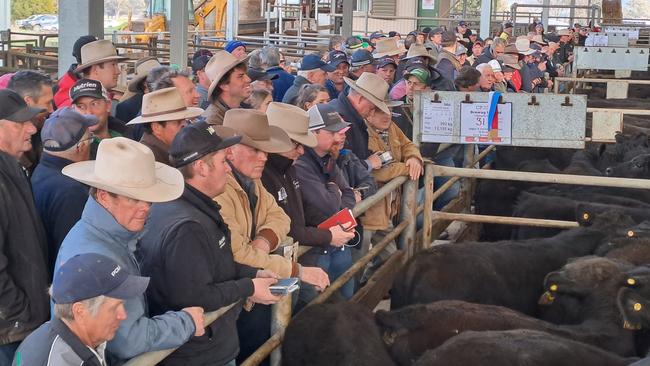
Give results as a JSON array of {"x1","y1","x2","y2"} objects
[
  {"x1": 605, "y1": 154, "x2": 650, "y2": 179},
  {"x1": 617, "y1": 287, "x2": 650, "y2": 330}
]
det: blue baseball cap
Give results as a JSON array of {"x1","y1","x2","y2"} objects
[
  {"x1": 300, "y1": 54, "x2": 336, "y2": 72},
  {"x1": 224, "y1": 40, "x2": 246, "y2": 53},
  {"x1": 52, "y1": 253, "x2": 149, "y2": 304},
  {"x1": 41, "y1": 107, "x2": 98, "y2": 152},
  {"x1": 350, "y1": 49, "x2": 375, "y2": 67},
  {"x1": 327, "y1": 51, "x2": 349, "y2": 68}
]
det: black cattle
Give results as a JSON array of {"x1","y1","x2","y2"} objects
[
  {"x1": 495, "y1": 147, "x2": 576, "y2": 171},
  {"x1": 281, "y1": 302, "x2": 395, "y2": 366},
  {"x1": 391, "y1": 212, "x2": 634, "y2": 313},
  {"x1": 578, "y1": 203, "x2": 650, "y2": 226},
  {"x1": 606, "y1": 154, "x2": 650, "y2": 179},
  {"x1": 597, "y1": 238, "x2": 650, "y2": 266},
  {"x1": 380, "y1": 257, "x2": 637, "y2": 364},
  {"x1": 412, "y1": 330, "x2": 638, "y2": 366}
]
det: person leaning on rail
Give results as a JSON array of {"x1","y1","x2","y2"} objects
[
  {"x1": 13, "y1": 253, "x2": 149, "y2": 366},
  {"x1": 53, "y1": 137, "x2": 205, "y2": 364},
  {"x1": 138, "y1": 121, "x2": 281, "y2": 366}
]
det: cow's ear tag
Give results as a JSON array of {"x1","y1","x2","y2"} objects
[
  {"x1": 628, "y1": 278, "x2": 637, "y2": 286},
  {"x1": 634, "y1": 303, "x2": 643, "y2": 312},
  {"x1": 628, "y1": 230, "x2": 635, "y2": 237},
  {"x1": 549, "y1": 284, "x2": 558, "y2": 291},
  {"x1": 582, "y1": 213, "x2": 589, "y2": 220}
]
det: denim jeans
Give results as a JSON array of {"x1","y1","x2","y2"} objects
[
  {"x1": 0, "y1": 342, "x2": 20, "y2": 366},
  {"x1": 297, "y1": 247, "x2": 354, "y2": 310}
]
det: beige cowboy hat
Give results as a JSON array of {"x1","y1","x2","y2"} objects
[
  {"x1": 206, "y1": 50, "x2": 250, "y2": 102},
  {"x1": 62, "y1": 137, "x2": 184, "y2": 203},
  {"x1": 497, "y1": 54, "x2": 522, "y2": 70},
  {"x1": 223, "y1": 109, "x2": 294, "y2": 153},
  {"x1": 402, "y1": 44, "x2": 436, "y2": 63},
  {"x1": 266, "y1": 102, "x2": 317, "y2": 148},
  {"x1": 373, "y1": 38, "x2": 402, "y2": 58},
  {"x1": 127, "y1": 57, "x2": 162, "y2": 93},
  {"x1": 127, "y1": 87, "x2": 204, "y2": 125},
  {"x1": 344, "y1": 72, "x2": 403, "y2": 115},
  {"x1": 515, "y1": 38, "x2": 536, "y2": 55},
  {"x1": 531, "y1": 35, "x2": 548, "y2": 46},
  {"x1": 557, "y1": 28, "x2": 572, "y2": 37},
  {"x1": 75, "y1": 40, "x2": 128, "y2": 73}
]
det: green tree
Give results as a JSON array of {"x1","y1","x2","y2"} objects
[{"x1": 11, "y1": 0, "x2": 57, "y2": 21}]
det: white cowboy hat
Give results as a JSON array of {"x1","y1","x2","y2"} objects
[
  {"x1": 62, "y1": 137, "x2": 184, "y2": 203},
  {"x1": 515, "y1": 38, "x2": 536, "y2": 55},
  {"x1": 75, "y1": 40, "x2": 128, "y2": 73},
  {"x1": 266, "y1": 102, "x2": 317, "y2": 148},
  {"x1": 127, "y1": 87, "x2": 204, "y2": 125},
  {"x1": 127, "y1": 57, "x2": 161, "y2": 92},
  {"x1": 206, "y1": 50, "x2": 250, "y2": 102},
  {"x1": 344, "y1": 72, "x2": 403, "y2": 114}
]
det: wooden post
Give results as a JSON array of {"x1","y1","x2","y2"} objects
[
  {"x1": 423, "y1": 163, "x2": 434, "y2": 249},
  {"x1": 398, "y1": 180, "x2": 417, "y2": 259},
  {"x1": 269, "y1": 295, "x2": 292, "y2": 366}
]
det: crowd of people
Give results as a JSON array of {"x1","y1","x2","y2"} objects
[{"x1": 0, "y1": 19, "x2": 588, "y2": 365}]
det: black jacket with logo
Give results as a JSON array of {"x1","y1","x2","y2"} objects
[{"x1": 138, "y1": 184, "x2": 257, "y2": 366}]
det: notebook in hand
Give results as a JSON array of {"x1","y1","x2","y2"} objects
[
  {"x1": 269, "y1": 277, "x2": 300, "y2": 296},
  {"x1": 317, "y1": 208, "x2": 357, "y2": 231}
]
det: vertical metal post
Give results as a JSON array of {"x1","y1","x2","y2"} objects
[
  {"x1": 398, "y1": 180, "x2": 417, "y2": 259},
  {"x1": 0, "y1": 0, "x2": 10, "y2": 34},
  {"x1": 279, "y1": 0, "x2": 284, "y2": 35},
  {"x1": 298, "y1": 4, "x2": 303, "y2": 39},
  {"x1": 170, "y1": 0, "x2": 189, "y2": 69},
  {"x1": 58, "y1": 0, "x2": 103, "y2": 78},
  {"x1": 423, "y1": 163, "x2": 435, "y2": 249},
  {"x1": 270, "y1": 295, "x2": 292, "y2": 366},
  {"x1": 342, "y1": 0, "x2": 353, "y2": 37},
  {"x1": 480, "y1": 0, "x2": 493, "y2": 39},
  {"x1": 541, "y1": 0, "x2": 550, "y2": 31},
  {"x1": 226, "y1": 0, "x2": 239, "y2": 40},
  {"x1": 569, "y1": 0, "x2": 576, "y2": 26},
  {"x1": 315, "y1": 0, "x2": 319, "y2": 32}
]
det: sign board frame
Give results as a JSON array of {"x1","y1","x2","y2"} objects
[
  {"x1": 413, "y1": 91, "x2": 587, "y2": 149},
  {"x1": 575, "y1": 47, "x2": 650, "y2": 71}
]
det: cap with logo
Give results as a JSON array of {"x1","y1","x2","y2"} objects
[
  {"x1": 300, "y1": 54, "x2": 336, "y2": 72},
  {"x1": 488, "y1": 59, "x2": 503, "y2": 73},
  {"x1": 369, "y1": 32, "x2": 386, "y2": 42},
  {"x1": 404, "y1": 67, "x2": 430, "y2": 84},
  {"x1": 52, "y1": 253, "x2": 149, "y2": 304},
  {"x1": 458, "y1": 20, "x2": 468, "y2": 27},
  {"x1": 376, "y1": 56, "x2": 397, "y2": 68},
  {"x1": 70, "y1": 79, "x2": 109, "y2": 103},
  {"x1": 247, "y1": 67, "x2": 279, "y2": 82},
  {"x1": 327, "y1": 51, "x2": 349, "y2": 68},
  {"x1": 350, "y1": 49, "x2": 375, "y2": 67},
  {"x1": 192, "y1": 54, "x2": 211, "y2": 73},
  {"x1": 308, "y1": 104, "x2": 350, "y2": 133},
  {"x1": 41, "y1": 107, "x2": 98, "y2": 152},
  {"x1": 0, "y1": 89, "x2": 45, "y2": 123},
  {"x1": 170, "y1": 121, "x2": 242, "y2": 167}
]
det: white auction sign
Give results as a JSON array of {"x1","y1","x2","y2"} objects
[
  {"x1": 459, "y1": 102, "x2": 513, "y2": 145},
  {"x1": 421, "y1": 102, "x2": 455, "y2": 143}
]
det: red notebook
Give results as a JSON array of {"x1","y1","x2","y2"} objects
[{"x1": 318, "y1": 208, "x2": 358, "y2": 231}]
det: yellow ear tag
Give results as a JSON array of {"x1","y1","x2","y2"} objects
[
  {"x1": 634, "y1": 303, "x2": 642, "y2": 312},
  {"x1": 550, "y1": 284, "x2": 558, "y2": 291},
  {"x1": 628, "y1": 230, "x2": 635, "y2": 237},
  {"x1": 583, "y1": 213, "x2": 589, "y2": 220},
  {"x1": 628, "y1": 278, "x2": 637, "y2": 285}
]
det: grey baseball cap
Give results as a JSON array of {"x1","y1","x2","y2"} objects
[{"x1": 307, "y1": 104, "x2": 350, "y2": 133}]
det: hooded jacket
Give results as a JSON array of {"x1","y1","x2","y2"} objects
[
  {"x1": 139, "y1": 184, "x2": 257, "y2": 366},
  {"x1": 0, "y1": 151, "x2": 49, "y2": 345},
  {"x1": 54, "y1": 197, "x2": 196, "y2": 363},
  {"x1": 267, "y1": 66, "x2": 295, "y2": 102},
  {"x1": 281, "y1": 75, "x2": 311, "y2": 105},
  {"x1": 54, "y1": 66, "x2": 78, "y2": 109}
]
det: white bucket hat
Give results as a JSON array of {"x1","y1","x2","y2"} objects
[{"x1": 63, "y1": 137, "x2": 184, "y2": 203}]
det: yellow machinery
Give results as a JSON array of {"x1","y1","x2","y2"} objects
[{"x1": 124, "y1": 0, "x2": 227, "y2": 43}]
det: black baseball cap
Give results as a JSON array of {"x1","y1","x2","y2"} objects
[
  {"x1": 350, "y1": 49, "x2": 375, "y2": 67},
  {"x1": 300, "y1": 54, "x2": 336, "y2": 72},
  {"x1": 170, "y1": 121, "x2": 242, "y2": 167},
  {"x1": 72, "y1": 35, "x2": 98, "y2": 64},
  {"x1": 41, "y1": 107, "x2": 98, "y2": 152},
  {"x1": 327, "y1": 51, "x2": 349, "y2": 68},
  {"x1": 369, "y1": 32, "x2": 386, "y2": 41},
  {"x1": 247, "y1": 67, "x2": 279, "y2": 82},
  {"x1": 377, "y1": 56, "x2": 397, "y2": 68},
  {"x1": 192, "y1": 54, "x2": 211, "y2": 73},
  {"x1": 70, "y1": 79, "x2": 109, "y2": 102},
  {"x1": 52, "y1": 253, "x2": 149, "y2": 304},
  {"x1": 0, "y1": 89, "x2": 45, "y2": 123},
  {"x1": 307, "y1": 104, "x2": 350, "y2": 133},
  {"x1": 388, "y1": 31, "x2": 400, "y2": 38}
]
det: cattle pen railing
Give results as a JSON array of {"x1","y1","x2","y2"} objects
[{"x1": 123, "y1": 148, "x2": 495, "y2": 366}]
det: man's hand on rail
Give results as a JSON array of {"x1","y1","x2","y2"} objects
[
  {"x1": 406, "y1": 157, "x2": 423, "y2": 180},
  {"x1": 300, "y1": 267, "x2": 330, "y2": 291},
  {"x1": 182, "y1": 306, "x2": 206, "y2": 337}
]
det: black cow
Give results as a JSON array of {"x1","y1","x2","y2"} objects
[
  {"x1": 281, "y1": 302, "x2": 395, "y2": 366},
  {"x1": 391, "y1": 213, "x2": 634, "y2": 313},
  {"x1": 606, "y1": 154, "x2": 650, "y2": 179},
  {"x1": 412, "y1": 330, "x2": 638, "y2": 366}
]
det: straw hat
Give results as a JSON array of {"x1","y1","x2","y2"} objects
[
  {"x1": 402, "y1": 44, "x2": 436, "y2": 63},
  {"x1": 62, "y1": 137, "x2": 184, "y2": 203},
  {"x1": 75, "y1": 40, "x2": 128, "y2": 73},
  {"x1": 373, "y1": 38, "x2": 402, "y2": 58},
  {"x1": 127, "y1": 57, "x2": 162, "y2": 93},
  {"x1": 206, "y1": 50, "x2": 250, "y2": 102},
  {"x1": 344, "y1": 72, "x2": 403, "y2": 114},
  {"x1": 531, "y1": 35, "x2": 548, "y2": 46},
  {"x1": 127, "y1": 87, "x2": 204, "y2": 125},
  {"x1": 515, "y1": 38, "x2": 536, "y2": 55},
  {"x1": 223, "y1": 109, "x2": 294, "y2": 153},
  {"x1": 265, "y1": 102, "x2": 317, "y2": 148}
]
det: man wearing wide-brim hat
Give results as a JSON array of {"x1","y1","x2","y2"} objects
[
  {"x1": 55, "y1": 137, "x2": 206, "y2": 363},
  {"x1": 328, "y1": 72, "x2": 402, "y2": 169},
  {"x1": 138, "y1": 121, "x2": 281, "y2": 366},
  {"x1": 115, "y1": 57, "x2": 162, "y2": 124},
  {"x1": 75, "y1": 39, "x2": 128, "y2": 99},
  {"x1": 373, "y1": 37, "x2": 403, "y2": 62},
  {"x1": 556, "y1": 28, "x2": 575, "y2": 66},
  {"x1": 516, "y1": 38, "x2": 546, "y2": 93},
  {"x1": 262, "y1": 103, "x2": 354, "y2": 299},
  {"x1": 497, "y1": 53, "x2": 522, "y2": 92},
  {"x1": 127, "y1": 87, "x2": 203, "y2": 165},
  {"x1": 215, "y1": 108, "x2": 330, "y2": 363},
  {"x1": 202, "y1": 50, "x2": 252, "y2": 126}
]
